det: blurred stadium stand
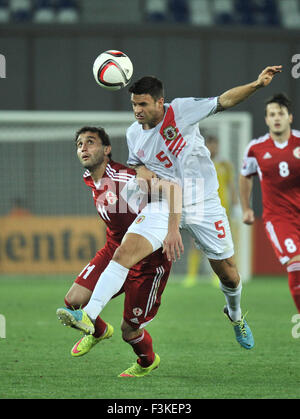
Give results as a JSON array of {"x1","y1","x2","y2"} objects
[{"x1": 0, "y1": 0, "x2": 300, "y2": 27}]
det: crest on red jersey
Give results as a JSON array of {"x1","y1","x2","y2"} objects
[
  {"x1": 163, "y1": 125, "x2": 178, "y2": 141},
  {"x1": 133, "y1": 307, "x2": 143, "y2": 316},
  {"x1": 293, "y1": 146, "x2": 300, "y2": 159},
  {"x1": 106, "y1": 190, "x2": 118, "y2": 205}
]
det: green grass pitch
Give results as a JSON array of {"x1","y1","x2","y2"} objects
[{"x1": 1, "y1": 275, "x2": 300, "y2": 399}]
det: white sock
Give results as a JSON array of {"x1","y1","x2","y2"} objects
[
  {"x1": 84, "y1": 260, "x2": 129, "y2": 320},
  {"x1": 220, "y1": 281, "x2": 242, "y2": 322}
]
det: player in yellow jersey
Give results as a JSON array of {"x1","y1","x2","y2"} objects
[{"x1": 183, "y1": 135, "x2": 239, "y2": 287}]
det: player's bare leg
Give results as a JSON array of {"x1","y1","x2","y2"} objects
[
  {"x1": 113, "y1": 233, "x2": 154, "y2": 268},
  {"x1": 209, "y1": 255, "x2": 254, "y2": 349},
  {"x1": 209, "y1": 255, "x2": 240, "y2": 288},
  {"x1": 119, "y1": 320, "x2": 160, "y2": 377},
  {"x1": 65, "y1": 283, "x2": 92, "y2": 308}
]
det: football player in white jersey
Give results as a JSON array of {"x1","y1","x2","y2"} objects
[{"x1": 66, "y1": 65, "x2": 281, "y2": 353}]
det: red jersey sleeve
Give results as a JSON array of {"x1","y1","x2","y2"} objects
[{"x1": 84, "y1": 161, "x2": 139, "y2": 245}]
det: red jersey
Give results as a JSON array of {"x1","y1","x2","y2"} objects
[
  {"x1": 83, "y1": 161, "x2": 138, "y2": 245},
  {"x1": 83, "y1": 160, "x2": 171, "y2": 270},
  {"x1": 241, "y1": 130, "x2": 300, "y2": 222}
]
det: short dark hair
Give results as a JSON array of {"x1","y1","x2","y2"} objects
[
  {"x1": 129, "y1": 76, "x2": 164, "y2": 100},
  {"x1": 265, "y1": 93, "x2": 292, "y2": 115},
  {"x1": 75, "y1": 126, "x2": 112, "y2": 159}
]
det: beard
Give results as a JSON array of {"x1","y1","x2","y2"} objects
[
  {"x1": 271, "y1": 125, "x2": 288, "y2": 137},
  {"x1": 80, "y1": 154, "x2": 104, "y2": 171}
]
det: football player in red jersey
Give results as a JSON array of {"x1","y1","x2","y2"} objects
[
  {"x1": 57, "y1": 126, "x2": 171, "y2": 377},
  {"x1": 240, "y1": 93, "x2": 300, "y2": 312}
]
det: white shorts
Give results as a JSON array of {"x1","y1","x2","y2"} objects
[
  {"x1": 126, "y1": 201, "x2": 169, "y2": 252},
  {"x1": 126, "y1": 193, "x2": 234, "y2": 260},
  {"x1": 181, "y1": 193, "x2": 234, "y2": 260}
]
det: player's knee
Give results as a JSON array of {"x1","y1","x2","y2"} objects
[
  {"x1": 64, "y1": 284, "x2": 91, "y2": 308},
  {"x1": 112, "y1": 245, "x2": 127, "y2": 265},
  {"x1": 217, "y1": 265, "x2": 240, "y2": 288},
  {"x1": 113, "y1": 244, "x2": 135, "y2": 268},
  {"x1": 64, "y1": 296, "x2": 80, "y2": 309},
  {"x1": 64, "y1": 293, "x2": 82, "y2": 309},
  {"x1": 219, "y1": 269, "x2": 240, "y2": 288},
  {"x1": 212, "y1": 257, "x2": 240, "y2": 288}
]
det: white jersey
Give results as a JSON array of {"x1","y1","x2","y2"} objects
[{"x1": 126, "y1": 96, "x2": 219, "y2": 207}]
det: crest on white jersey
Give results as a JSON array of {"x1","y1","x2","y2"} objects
[
  {"x1": 163, "y1": 125, "x2": 178, "y2": 141},
  {"x1": 135, "y1": 215, "x2": 145, "y2": 224},
  {"x1": 293, "y1": 146, "x2": 300, "y2": 159},
  {"x1": 263, "y1": 152, "x2": 272, "y2": 159}
]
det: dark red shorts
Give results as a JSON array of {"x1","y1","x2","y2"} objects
[
  {"x1": 264, "y1": 217, "x2": 300, "y2": 265},
  {"x1": 75, "y1": 240, "x2": 171, "y2": 329}
]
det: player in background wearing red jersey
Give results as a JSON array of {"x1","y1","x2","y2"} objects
[
  {"x1": 240, "y1": 93, "x2": 300, "y2": 312},
  {"x1": 57, "y1": 126, "x2": 171, "y2": 377}
]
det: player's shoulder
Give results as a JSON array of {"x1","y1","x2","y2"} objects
[
  {"x1": 247, "y1": 133, "x2": 271, "y2": 152},
  {"x1": 251, "y1": 132, "x2": 271, "y2": 146},
  {"x1": 105, "y1": 160, "x2": 136, "y2": 180},
  {"x1": 169, "y1": 97, "x2": 197, "y2": 111},
  {"x1": 126, "y1": 121, "x2": 140, "y2": 137},
  {"x1": 168, "y1": 97, "x2": 192, "y2": 110},
  {"x1": 170, "y1": 96, "x2": 215, "y2": 104}
]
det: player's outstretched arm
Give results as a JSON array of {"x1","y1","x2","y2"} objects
[
  {"x1": 217, "y1": 65, "x2": 282, "y2": 111},
  {"x1": 239, "y1": 174, "x2": 255, "y2": 225}
]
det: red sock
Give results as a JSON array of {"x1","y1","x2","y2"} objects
[
  {"x1": 93, "y1": 316, "x2": 108, "y2": 338},
  {"x1": 126, "y1": 329, "x2": 155, "y2": 368},
  {"x1": 64, "y1": 298, "x2": 107, "y2": 338},
  {"x1": 287, "y1": 262, "x2": 300, "y2": 313}
]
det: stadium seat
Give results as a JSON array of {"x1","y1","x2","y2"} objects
[
  {"x1": 56, "y1": 0, "x2": 79, "y2": 23},
  {"x1": 234, "y1": 0, "x2": 256, "y2": 25},
  {"x1": 258, "y1": 0, "x2": 280, "y2": 26},
  {"x1": 145, "y1": 0, "x2": 168, "y2": 22},
  {"x1": 212, "y1": 0, "x2": 235, "y2": 25},
  {"x1": 277, "y1": 0, "x2": 300, "y2": 28},
  {"x1": 0, "y1": 0, "x2": 10, "y2": 22},
  {"x1": 213, "y1": 0, "x2": 234, "y2": 14},
  {"x1": 33, "y1": 0, "x2": 55, "y2": 23},
  {"x1": 189, "y1": 0, "x2": 213, "y2": 26},
  {"x1": 10, "y1": 0, "x2": 32, "y2": 22},
  {"x1": 234, "y1": 0, "x2": 280, "y2": 26},
  {"x1": 168, "y1": 0, "x2": 189, "y2": 23}
]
